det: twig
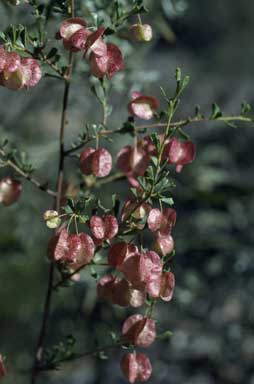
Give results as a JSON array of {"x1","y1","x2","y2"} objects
[
  {"x1": 0, "y1": 148, "x2": 56, "y2": 197},
  {"x1": 30, "y1": 1, "x2": 75, "y2": 383}
]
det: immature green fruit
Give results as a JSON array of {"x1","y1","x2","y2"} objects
[
  {"x1": 130, "y1": 24, "x2": 153, "y2": 42},
  {"x1": 43, "y1": 210, "x2": 61, "y2": 229}
]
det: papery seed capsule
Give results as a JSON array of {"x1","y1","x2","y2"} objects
[
  {"x1": 128, "y1": 91, "x2": 159, "y2": 120},
  {"x1": 80, "y1": 147, "x2": 96, "y2": 175},
  {"x1": 164, "y1": 138, "x2": 196, "y2": 172},
  {"x1": 0, "y1": 177, "x2": 22, "y2": 206},
  {"x1": 130, "y1": 24, "x2": 153, "y2": 42},
  {"x1": 90, "y1": 43, "x2": 124, "y2": 79},
  {"x1": 43, "y1": 210, "x2": 61, "y2": 229},
  {"x1": 91, "y1": 148, "x2": 112, "y2": 178},
  {"x1": 122, "y1": 314, "x2": 156, "y2": 348},
  {"x1": 121, "y1": 352, "x2": 152, "y2": 383},
  {"x1": 47, "y1": 229, "x2": 69, "y2": 261},
  {"x1": 97, "y1": 275, "x2": 145, "y2": 308},
  {"x1": 160, "y1": 272, "x2": 175, "y2": 302},
  {"x1": 153, "y1": 235, "x2": 174, "y2": 257},
  {"x1": 0, "y1": 354, "x2": 6, "y2": 378},
  {"x1": 108, "y1": 242, "x2": 138, "y2": 268}
]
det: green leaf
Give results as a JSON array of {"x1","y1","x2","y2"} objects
[
  {"x1": 210, "y1": 103, "x2": 222, "y2": 119},
  {"x1": 241, "y1": 101, "x2": 251, "y2": 115},
  {"x1": 157, "y1": 330, "x2": 173, "y2": 341},
  {"x1": 160, "y1": 197, "x2": 174, "y2": 206}
]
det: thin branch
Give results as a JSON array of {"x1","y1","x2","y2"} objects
[
  {"x1": 135, "y1": 114, "x2": 254, "y2": 131},
  {"x1": 38, "y1": 341, "x2": 123, "y2": 372},
  {"x1": 30, "y1": 1, "x2": 75, "y2": 383},
  {"x1": 0, "y1": 148, "x2": 56, "y2": 197}
]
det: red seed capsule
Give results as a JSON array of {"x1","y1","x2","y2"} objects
[
  {"x1": 47, "y1": 229, "x2": 95, "y2": 266},
  {"x1": 0, "y1": 177, "x2": 22, "y2": 206},
  {"x1": 91, "y1": 148, "x2": 112, "y2": 177},
  {"x1": 120, "y1": 250, "x2": 162, "y2": 297},
  {"x1": 160, "y1": 271, "x2": 175, "y2": 302},
  {"x1": 148, "y1": 208, "x2": 176, "y2": 236},
  {"x1": 97, "y1": 275, "x2": 145, "y2": 308},
  {"x1": 0, "y1": 354, "x2": 6, "y2": 378},
  {"x1": 58, "y1": 18, "x2": 89, "y2": 52},
  {"x1": 90, "y1": 215, "x2": 118, "y2": 242},
  {"x1": 153, "y1": 235, "x2": 174, "y2": 257},
  {"x1": 122, "y1": 314, "x2": 156, "y2": 348},
  {"x1": 128, "y1": 91, "x2": 159, "y2": 120},
  {"x1": 121, "y1": 352, "x2": 152, "y2": 383},
  {"x1": 108, "y1": 242, "x2": 138, "y2": 269},
  {"x1": 163, "y1": 138, "x2": 196, "y2": 172},
  {"x1": 90, "y1": 43, "x2": 124, "y2": 79},
  {"x1": 80, "y1": 148, "x2": 112, "y2": 178}
]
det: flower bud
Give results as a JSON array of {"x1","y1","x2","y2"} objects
[
  {"x1": 43, "y1": 210, "x2": 61, "y2": 229},
  {"x1": 122, "y1": 314, "x2": 156, "y2": 348},
  {"x1": 130, "y1": 24, "x2": 153, "y2": 42},
  {"x1": 121, "y1": 352, "x2": 152, "y2": 383},
  {"x1": 0, "y1": 177, "x2": 22, "y2": 206}
]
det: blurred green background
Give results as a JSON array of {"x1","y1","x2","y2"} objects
[{"x1": 0, "y1": 0, "x2": 253, "y2": 383}]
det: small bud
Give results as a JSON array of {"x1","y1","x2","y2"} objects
[
  {"x1": 122, "y1": 314, "x2": 156, "y2": 348},
  {"x1": 0, "y1": 177, "x2": 22, "y2": 206},
  {"x1": 121, "y1": 352, "x2": 152, "y2": 383},
  {"x1": 43, "y1": 210, "x2": 61, "y2": 229},
  {"x1": 130, "y1": 24, "x2": 153, "y2": 42}
]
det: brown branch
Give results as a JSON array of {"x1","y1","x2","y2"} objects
[
  {"x1": 0, "y1": 148, "x2": 56, "y2": 197},
  {"x1": 30, "y1": 2, "x2": 75, "y2": 383}
]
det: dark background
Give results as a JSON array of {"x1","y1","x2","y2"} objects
[{"x1": 0, "y1": 1, "x2": 253, "y2": 383}]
